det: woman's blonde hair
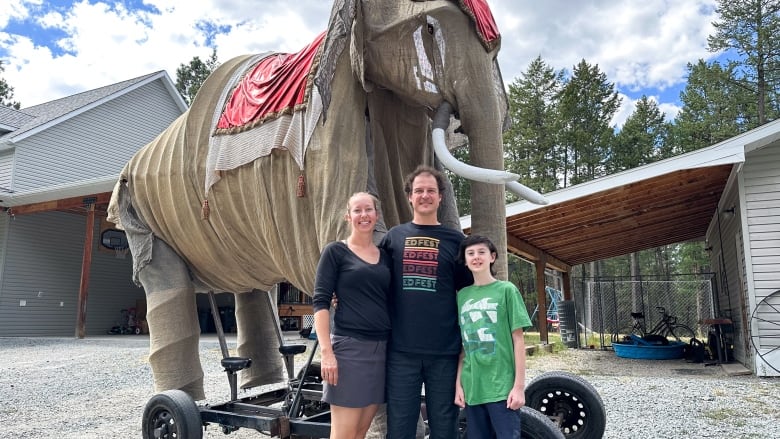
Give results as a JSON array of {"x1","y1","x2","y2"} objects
[{"x1": 346, "y1": 192, "x2": 379, "y2": 212}]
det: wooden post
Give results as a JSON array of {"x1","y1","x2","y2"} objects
[
  {"x1": 562, "y1": 270, "x2": 573, "y2": 301},
  {"x1": 75, "y1": 203, "x2": 95, "y2": 339},
  {"x1": 535, "y1": 258, "x2": 548, "y2": 344}
]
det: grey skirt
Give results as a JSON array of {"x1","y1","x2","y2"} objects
[{"x1": 322, "y1": 335, "x2": 387, "y2": 408}]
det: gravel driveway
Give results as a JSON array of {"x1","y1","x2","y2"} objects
[{"x1": 1, "y1": 335, "x2": 778, "y2": 439}]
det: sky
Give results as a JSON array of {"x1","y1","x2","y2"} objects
[{"x1": 0, "y1": 0, "x2": 723, "y2": 127}]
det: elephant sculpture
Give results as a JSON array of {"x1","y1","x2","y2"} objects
[{"x1": 108, "y1": 0, "x2": 544, "y2": 401}]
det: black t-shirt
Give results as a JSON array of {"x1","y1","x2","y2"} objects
[
  {"x1": 380, "y1": 222, "x2": 472, "y2": 355},
  {"x1": 312, "y1": 241, "x2": 391, "y2": 341}
]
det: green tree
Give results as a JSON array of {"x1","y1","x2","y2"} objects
[
  {"x1": 670, "y1": 60, "x2": 754, "y2": 154},
  {"x1": 558, "y1": 60, "x2": 620, "y2": 186},
  {"x1": 0, "y1": 61, "x2": 21, "y2": 109},
  {"x1": 707, "y1": 0, "x2": 780, "y2": 125},
  {"x1": 504, "y1": 56, "x2": 564, "y2": 197},
  {"x1": 611, "y1": 96, "x2": 668, "y2": 172},
  {"x1": 175, "y1": 48, "x2": 220, "y2": 106}
]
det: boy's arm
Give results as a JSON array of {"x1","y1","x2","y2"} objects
[
  {"x1": 506, "y1": 328, "x2": 526, "y2": 410},
  {"x1": 454, "y1": 349, "x2": 466, "y2": 408}
]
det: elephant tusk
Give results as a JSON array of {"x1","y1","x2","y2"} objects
[
  {"x1": 432, "y1": 102, "x2": 550, "y2": 205},
  {"x1": 505, "y1": 181, "x2": 550, "y2": 205}
]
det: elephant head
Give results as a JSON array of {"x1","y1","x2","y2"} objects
[{"x1": 313, "y1": 0, "x2": 545, "y2": 277}]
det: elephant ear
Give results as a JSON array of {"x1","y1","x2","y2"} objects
[
  {"x1": 349, "y1": 0, "x2": 372, "y2": 93},
  {"x1": 314, "y1": 0, "x2": 359, "y2": 122}
]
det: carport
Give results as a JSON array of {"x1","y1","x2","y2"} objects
[{"x1": 461, "y1": 134, "x2": 745, "y2": 344}]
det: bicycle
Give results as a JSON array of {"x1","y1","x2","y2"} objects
[{"x1": 612, "y1": 306, "x2": 697, "y2": 345}]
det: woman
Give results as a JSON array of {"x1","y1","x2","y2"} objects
[{"x1": 312, "y1": 192, "x2": 392, "y2": 439}]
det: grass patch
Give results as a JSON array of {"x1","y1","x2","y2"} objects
[
  {"x1": 523, "y1": 331, "x2": 566, "y2": 353},
  {"x1": 702, "y1": 408, "x2": 742, "y2": 421}
]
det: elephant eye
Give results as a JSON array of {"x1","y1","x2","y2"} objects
[{"x1": 427, "y1": 23, "x2": 435, "y2": 35}]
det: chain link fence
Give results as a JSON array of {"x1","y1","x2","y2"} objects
[{"x1": 572, "y1": 274, "x2": 715, "y2": 349}]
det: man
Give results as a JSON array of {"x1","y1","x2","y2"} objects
[{"x1": 381, "y1": 165, "x2": 472, "y2": 438}]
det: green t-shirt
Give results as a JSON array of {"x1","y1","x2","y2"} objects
[{"x1": 457, "y1": 280, "x2": 532, "y2": 405}]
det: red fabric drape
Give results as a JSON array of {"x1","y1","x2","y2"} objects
[
  {"x1": 461, "y1": 0, "x2": 500, "y2": 49},
  {"x1": 217, "y1": 32, "x2": 326, "y2": 130}
]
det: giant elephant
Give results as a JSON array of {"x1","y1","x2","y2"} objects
[{"x1": 108, "y1": 0, "x2": 544, "y2": 401}]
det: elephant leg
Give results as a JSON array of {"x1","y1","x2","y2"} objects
[
  {"x1": 139, "y1": 238, "x2": 204, "y2": 400},
  {"x1": 235, "y1": 289, "x2": 285, "y2": 389}
]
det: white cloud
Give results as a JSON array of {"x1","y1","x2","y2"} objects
[{"x1": 1, "y1": 0, "x2": 718, "y2": 122}]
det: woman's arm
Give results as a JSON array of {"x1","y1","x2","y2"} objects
[{"x1": 314, "y1": 308, "x2": 338, "y2": 385}]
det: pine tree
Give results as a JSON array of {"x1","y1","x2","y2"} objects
[
  {"x1": 611, "y1": 96, "x2": 668, "y2": 172},
  {"x1": 558, "y1": 60, "x2": 620, "y2": 186},
  {"x1": 504, "y1": 56, "x2": 564, "y2": 196},
  {"x1": 671, "y1": 60, "x2": 754, "y2": 154},
  {"x1": 707, "y1": 0, "x2": 780, "y2": 125}
]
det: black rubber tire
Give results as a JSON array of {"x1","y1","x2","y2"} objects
[
  {"x1": 520, "y1": 406, "x2": 566, "y2": 439},
  {"x1": 295, "y1": 361, "x2": 322, "y2": 383},
  {"x1": 142, "y1": 390, "x2": 203, "y2": 439},
  {"x1": 450, "y1": 406, "x2": 564, "y2": 439},
  {"x1": 669, "y1": 324, "x2": 696, "y2": 343},
  {"x1": 525, "y1": 371, "x2": 606, "y2": 439}
]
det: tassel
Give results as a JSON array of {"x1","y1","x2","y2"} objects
[
  {"x1": 201, "y1": 199, "x2": 210, "y2": 220},
  {"x1": 297, "y1": 173, "x2": 306, "y2": 197}
]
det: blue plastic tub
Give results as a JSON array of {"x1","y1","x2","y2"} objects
[{"x1": 613, "y1": 336, "x2": 686, "y2": 360}]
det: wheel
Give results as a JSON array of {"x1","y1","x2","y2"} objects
[
  {"x1": 668, "y1": 324, "x2": 696, "y2": 343},
  {"x1": 295, "y1": 361, "x2": 322, "y2": 383},
  {"x1": 525, "y1": 371, "x2": 606, "y2": 439},
  {"x1": 611, "y1": 326, "x2": 639, "y2": 345},
  {"x1": 142, "y1": 390, "x2": 203, "y2": 439},
  {"x1": 750, "y1": 289, "x2": 780, "y2": 375},
  {"x1": 519, "y1": 406, "x2": 566, "y2": 439},
  {"x1": 450, "y1": 406, "x2": 564, "y2": 439},
  {"x1": 134, "y1": 326, "x2": 142, "y2": 335}
]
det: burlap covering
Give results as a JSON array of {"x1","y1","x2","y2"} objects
[{"x1": 108, "y1": 4, "x2": 450, "y2": 295}]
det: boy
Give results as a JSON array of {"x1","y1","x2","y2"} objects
[{"x1": 454, "y1": 235, "x2": 532, "y2": 439}]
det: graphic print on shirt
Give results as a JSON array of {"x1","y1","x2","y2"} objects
[
  {"x1": 460, "y1": 297, "x2": 498, "y2": 355},
  {"x1": 402, "y1": 236, "x2": 440, "y2": 292}
]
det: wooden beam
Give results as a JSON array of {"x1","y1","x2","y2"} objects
[
  {"x1": 535, "y1": 257, "x2": 548, "y2": 344},
  {"x1": 75, "y1": 203, "x2": 96, "y2": 339},
  {"x1": 562, "y1": 270, "x2": 573, "y2": 301},
  {"x1": 8, "y1": 192, "x2": 111, "y2": 216},
  {"x1": 507, "y1": 234, "x2": 570, "y2": 272}
]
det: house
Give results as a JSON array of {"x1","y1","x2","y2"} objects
[{"x1": 0, "y1": 71, "x2": 187, "y2": 336}]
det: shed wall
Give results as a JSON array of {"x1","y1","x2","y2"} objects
[{"x1": 743, "y1": 141, "x2": 780, "y2": 375}]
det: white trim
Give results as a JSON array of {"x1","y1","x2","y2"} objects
[
  {"x1": 0, "y1": 175, "x2": 116, "y2": 207},
  {"x1": 6, "y1": 72, "x2": 186, "y2": 144}
]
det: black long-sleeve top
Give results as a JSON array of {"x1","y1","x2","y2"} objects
[{"x1": 312, "y1": 241, "x2": 392, "y2": 341}]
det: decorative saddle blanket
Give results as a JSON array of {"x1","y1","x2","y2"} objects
[
  {"x1": 204, "y1": 32, "x2": 326, "y2": 200},
  {"x1": 215, "y1": 31, "x2": 326, "y2": 133}
]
